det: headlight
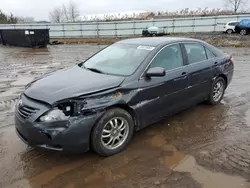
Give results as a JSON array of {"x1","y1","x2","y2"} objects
[
  {"x1": 16, "y1": 93, "x2": 23, "y2": 107},
  {"x1": 39, "y1": 108, "x2": 69, "y2": 122}
]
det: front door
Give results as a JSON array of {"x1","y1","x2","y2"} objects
[{"x1": 137, "y1": 43, "x2": 189, "y2": 127}]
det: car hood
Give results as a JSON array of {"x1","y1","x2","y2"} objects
[{"x1": 24, "y1": 65, "x2": 125, "y2": 104}]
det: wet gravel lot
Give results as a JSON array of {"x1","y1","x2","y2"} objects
[{"x1": 0, "y1": 44, "x2": 250, "y2": 188}]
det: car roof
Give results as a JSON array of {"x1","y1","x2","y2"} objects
[
  {"x1": 117, "y1": 37, "x2": 203, "y2": 47},
  {"x1": 227, "y1": 21, "x2": 239, "y2": 23}
]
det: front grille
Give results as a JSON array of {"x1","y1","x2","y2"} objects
[{"x1": 17, "y1": 104, "x2": 38, "y2": 119}]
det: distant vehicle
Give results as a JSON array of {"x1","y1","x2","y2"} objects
[
  {"x1": 142, "y1": 26, "x2": 165, "y2": 36},
  {"x1": 15, "y1": 37, "x2": 234, "y2": 156},
  {"x1": 223, "y1": 21, "x2": 239, "y2": 34},
  {"x1": 235, "y1": 19, "x2": 250, "y2": 35}
]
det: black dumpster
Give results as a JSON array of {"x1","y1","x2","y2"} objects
[{"x1": 0, "y1": 29, "x2": 49, "y2": 48}]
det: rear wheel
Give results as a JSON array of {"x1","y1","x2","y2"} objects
[
  {"x1": 226, "y1": 29, "x2": 233, "y2": 34},
  {"x1": 91, "y1": 108, "x2": 134, "y2": 156},
  {"x1": 207, "y1": 77, "x2": 226, "y2": 105},
  {"x1": 240, "y1": 29, "x2": 247, "y2": 35}
]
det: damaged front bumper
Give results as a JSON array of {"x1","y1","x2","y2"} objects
[
  {"x1": 14, "y1": 95, "x2": 104, "y2": 152},
  {"x1": 15, "y1": 113, "x2": 104, "y2": 152}
]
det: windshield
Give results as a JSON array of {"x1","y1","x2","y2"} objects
[{"x1": 82, "y1": 43, "x2": 153, "y2": 76}]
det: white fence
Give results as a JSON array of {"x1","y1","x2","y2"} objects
[{"x1": 1, "y1": 14, "x2": 250, "y2": 38}]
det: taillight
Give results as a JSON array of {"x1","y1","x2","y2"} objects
[{"x1": 229, "y1": 56, "x2": 234, "y2": 64}]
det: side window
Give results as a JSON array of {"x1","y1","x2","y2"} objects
[
  {"x1": 205, "y1": 48, "x2": 216, "y2": 59},
  {"x1": 150, "y1": 44, "x2": 183, "y2": 71},
  {"x1": 229, "y1": 22, "x2": 239, "y2": 26},
  {"x1": 184, "y1": 43, "x2": 207, "y2": 64}
]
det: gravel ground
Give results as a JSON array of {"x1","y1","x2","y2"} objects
[{"x1": 0, "y1": 43, "x2": 250, "y2": 188}]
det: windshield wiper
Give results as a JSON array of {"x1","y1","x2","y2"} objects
[
  {"x1": 87, "y1": 68, "x2": 104, "y2": 73},
  {"x1": 85, "y1": 67, "x2": 104, "y2": 74},
  {"x1": 82, "y1": 64, "x2": 105, "y2": 74}
]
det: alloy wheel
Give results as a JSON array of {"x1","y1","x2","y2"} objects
[
  {"x1": 101, "y1": 117, "x2": 129, "y2": 150},
  {"x1": 240, "y1": 29, "x2": 247, "y2": 35},
  {"x1": 213, "y1": 81, "x2": 224, "y2": 102}
]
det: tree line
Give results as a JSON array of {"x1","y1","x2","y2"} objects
[
  {"x1": 49, "y1": 0, "x2": 249, "y2": 23},
  {"x1": 0, "y1": 10, "x2": 18, "y2": 24},
  {"x1": 0, "y1": 0, "x2": 247, "y2": 24}
]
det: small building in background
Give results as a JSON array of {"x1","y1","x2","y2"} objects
[
  {"x1": 17, "y1": 16, "x2": 35, "y2": 24},
  {"x1": 138, "y1": 12, "x2": 155, "y2": 20},
  {"x1": 36, "y1": 21, "x2": 51, "y2": 24}
]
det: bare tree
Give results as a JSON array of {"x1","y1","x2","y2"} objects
[
  {"x1": 68, "y1": 0, "x2": 79, "y2": 22},
  {"x1": 49, "y1": 7, "x2": 62, "y2": 23},
  {"x1": 62, "y1": 4, "x2": 69, "y2": 22},
  {"x1": 224, "y1": 0, "x2": 248, "y2": 13},
  {"x1": 49, "y1": 1, "x2": 79, "y2": 23}
]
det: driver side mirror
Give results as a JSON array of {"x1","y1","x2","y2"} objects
[{"x1": 145, "y1": 67, "x2": 166, "y2": 77}]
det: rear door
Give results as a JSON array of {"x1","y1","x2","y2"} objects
[
  {"x1": 182, "y1": 42, "x2": 216, "y2": 103},
  {"x1": 137, "y1": 43, "x2": 189, "y2": 126},
  {"x1": 230, "y1": 22, "x2": 239, "y2": 31}
]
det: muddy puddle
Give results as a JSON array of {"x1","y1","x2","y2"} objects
[
  {"x1": 0, "y1": 45, "x2": 250, "y2": 188},
  {"x1": 175, "y1": 156, "x2": 250, "y2": 188}
]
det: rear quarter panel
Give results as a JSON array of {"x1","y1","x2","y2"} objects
[{"x1": 213, "y1": 55, "x2": 234, "y2": 86}]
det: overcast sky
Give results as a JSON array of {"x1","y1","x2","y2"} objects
[{"x1": 1, "y1": 0, "x2": 224, "y2": 20}]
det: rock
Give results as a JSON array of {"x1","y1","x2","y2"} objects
[{"x1": 154, "y1": 181, "x2": 161, "y2": 185}]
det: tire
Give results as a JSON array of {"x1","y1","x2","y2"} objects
[
  {"x1": 207, "y1": 77, "x2": 226, "y2": 105},
  {"x1": 226, "y1": 29, "x2": 233, "y2": 34},
  {"x1": 240, "y1": 29, "x2": 247, "y2": 35},
  {"x1": 91, "y1": 108, "x2": 134, "y2": 156}
]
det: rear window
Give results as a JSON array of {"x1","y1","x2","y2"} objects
[
  {"x1": 205, "y1": 43, "x2": 223, "y2": 57},
  {"x1": 205, "y1": 48, "x2": 216, "y2": 59}
]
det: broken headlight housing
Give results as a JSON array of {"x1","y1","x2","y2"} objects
[
  {"x1": 39, "y1": 102, "x2": 75, "y2": 122},
  {"x1": 39, "y1": 108, "x2": 69, "y2": 122},
  {"x1": 39, "y1": 91, "x2": 121, "y2": 122}
]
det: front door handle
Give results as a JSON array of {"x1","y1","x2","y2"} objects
[
  {"x1": 213, "y1": 62, "x2": 219, "y2": 68},
  {"x1": 174, "y1": 75, "x2": 188, "y2": 81},
  {"x1": 182, "y1": 72, "x2": 187, "y2": 75}
]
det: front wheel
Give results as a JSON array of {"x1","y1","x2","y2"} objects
[
  {"x1": 91, "y1": 108, "x2": 134, "y2": 156},
  {"x1": 207, "y1": 77, "x2": 226, "y2": 105},
  {"x1": 240, "y1": 29, "x2": 247, "y2": 35}
]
